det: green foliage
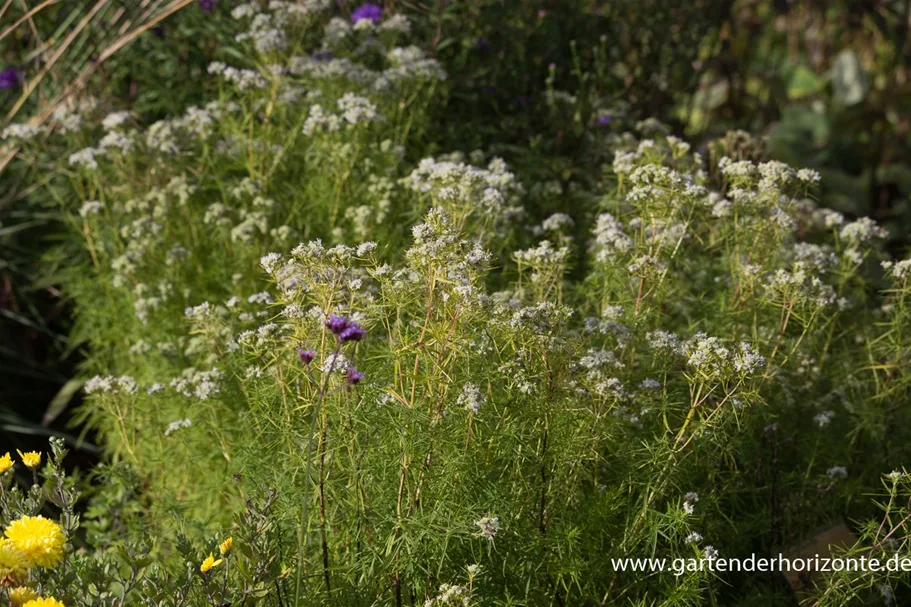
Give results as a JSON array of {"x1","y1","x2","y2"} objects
[
  {"x1": 4, "y1": 1, "x2": 911, "y2": 606},
  {"x1": 0, "y1": 0, "x2": 238, "y2": 453}
]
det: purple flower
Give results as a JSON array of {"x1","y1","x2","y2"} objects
[
  {"x1": 199, "y1": 0, "x2": 216, "y2": 12},
  {"x1": 312, "y1": 51, "x2": 333, "y2": 62},
  {"x1": 346, "y1": 367, "x2": 364, "y2": 384},
  {"x1": 325, "y1": 313, "x2": 349, "y2": 334},
  {"x1": 340, "y1": 324, "x2": 366, "y2": 342},
  {"x1": 297, "y1": 348, "x2": 317, "y2": 365},
  {"x1": 597, "y1": 114, "x2": 613, "y2": 126},
  {"x1": 351, "y1": 3, "x2": 382, "y2": 24},
  {"x1": 325, "y1": 314, "x2": 366, "y2": 343},
  {"x1": 0, "y1": 67, "x2": 22, "y2": 90}
]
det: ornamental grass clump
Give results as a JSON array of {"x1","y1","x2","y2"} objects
[{"x1": 14, "y1": 2, "x2": 911, "y2": 604}]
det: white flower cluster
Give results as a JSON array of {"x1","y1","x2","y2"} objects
[
  {"x1": 826, "y1": 466, "x2": 848, "y2": 480},
  {"x1": 185, "y1": 301, "x2": 215, "y2": 321},
  {"x1": 320, "y1": 351, "x2": 350, "y2": 375},
  {"x1": 79, "y1": 200, "x2": 105, "y2": 217},
  {"x1": 1, "y1": 123, "x2": 41, "y2": 141},
  {"x1": 673, "y1": 334, "x2": 765, "y2": 379},
  {"x1": 792, "y1": 242, "x2": 838, "y2": 274},
  {"x1": 514, "y1": 240, "x2": 570, "y2": 266},
  {"x1": 591, "y1": 213, "x2": 632, "y2": 263},
  {"x1": 814, "y1": 410, "x2": 834, "y2": 428},
  {"x1": 474, "y1": 515, "x2": 499, "y2": 540},
  {"x1": 541, "y1": 212, "x2": 573, "y2": 233},
  {"x1": 632, "y1": 218, "x2": 688, "y2": 249},
  {"x1": 578, "y1": 348, "x2": 623, "y2": 370},
  {"x1": 101, "y1": 111, "x2": 131, "y2": 131},
  {"x1": 85, "y1": 375, "x2": 139, "y2": 394},
  {"x1": 170, "y1": 368, "x2": 223, "y2": 401},
  {"x1": 765, "y1": 267, "x2": 837, "y2": 309},
  {"x1": 840, "y1": 217, "x2": 888, "y2": 244},
  {"x1": 385, "y1": 46, "x2": 446, "y2": 83},
  {"x1": 506, "y1": 301, "x2": 574, "y2": 335},
  {"x1": 68, "y1": 147, "x2": 100, "y2": 169},
  {"x1": 236, "y1": 322, "x2": 285, "y2": 349},
  {"x1": 52, "y1": 99, "x2": 95, "y2": 134},
  {"x1": 424, "y1": 583, "x2": 470, "y2": 607},
  {"x1": 812, "y1": 208, "x2": 846, "y2": 229},
  {"x1": 302, "y1": 104, "x2": 342, "y2": 135},
  {"x1": 402, "y1": 156, "x2": 523, "y2": 219},
  {"x1": 164, "y1": 418, "x2": 192, "y2": 437},
  {"x1": 457, "y1": 382, "x2": 485, "y2": 414},
  {"x1": 208, "y1": 62, "x2": 268, "y2": 91},
  {"x1": 625, "y1": 164, "x2": 707, "y2": 208},
  {"x1": 337, "y1": 92, "x2": 378, "y2": 125},
  {"x1": 235, "y1": 12, "x2": 287, "y2": 53},
  {"x1": 646, "y1": 330, "x2": 681, "y2": 353},
  {"x1": 402, "y1": 209, "x2": 492, "y2": 304},
  {"x1": 683, "y1": 492, "x2": 699, "y2": 515},
  {"x1": 882, "y1": 258, "x2": 911, "y2": 281},
  {"x1": 289, "y1": 47, "x2": 443, "y2": 92}
]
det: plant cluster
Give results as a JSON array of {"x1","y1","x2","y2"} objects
[{"x1": 3, "y1": 1, "x2": 911, "y2": 606}]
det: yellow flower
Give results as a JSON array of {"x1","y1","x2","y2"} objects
[
  {"x1": 9, "y1": 586, "x2": 39, "y2": 606},
  {"x1": 0, "y1": 452, "x2": 12, "y2": 474},
  {"x1": 16, "y1": 451, "x2": 40, "y2": 469},
  {"x1": 0, "y1": 538, "x2": 29, "y2": 583},
  {"x1": 200, "y1": 552, "x2": 223, "y2": 574},
  {"x1": 4, "y1": 516, "x2": 66, "y2": 568},
  {"x1": 218, "y1": 537, "x2": 233, "y2": 555},
  {"x1": 22, "y1": 598, "x2": 65, "y2": 607}
]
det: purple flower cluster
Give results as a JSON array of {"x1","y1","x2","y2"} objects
[
  {"x1": 296, "y1": 315, "x2": 366, "y2": 387},
  {"x1": 351, "y1": 3, "x2": 382, "y2": 24},
  {"x1": 199, "y1": 0, "x2": 216, "y2": 13},
  {"x1": 0, "y1": 67, "x2": 22, "y2": 90},
  {"x1": 346, "y1": 367, "x2": 364, "y2": 384},
  {"x1": 297, "y1": 347, "x2": 317, "y2": 365},
  {"x1": 325, "y1": 314, "x2": 366, "y2": 343}
]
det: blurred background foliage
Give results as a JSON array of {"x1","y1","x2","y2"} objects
[
  {"x1": 0, "y1": 0, "x2": 909, "y2": 460},
  {"x1": 685, "y1": 0, "x2": 911, "y2": 243}
]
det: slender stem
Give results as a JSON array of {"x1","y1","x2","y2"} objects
[{"x1": 296, "y1": 341, "x2": 341, "y2": 601}]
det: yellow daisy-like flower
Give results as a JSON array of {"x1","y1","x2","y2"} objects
[
  {"x1": 0, "y1": 452, "x2": 12, "y2": 474},
  {"x1": 16, "y1": 451, "x2": 40, "y2": 469},
  {"x1": 4, "y1": 516, "x2": 66, "y2": 568},
  {"x1": 0, "y1": 538, "x2": 29, "y2": 583},
  {"x1": 200, "y1": 552, "x2": 223, "y2": 574},
  {"x1": 9, "y1": 586, "x2": 39, "y2": 606},
  {"x1": 22, "y1": 597, "x2": 65, "y2": 607},
  {"x1": 218, "y1": 537, "x2": 233, "y2": 555}
]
